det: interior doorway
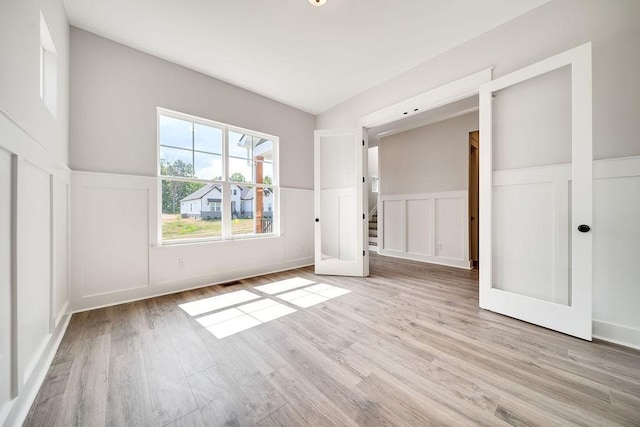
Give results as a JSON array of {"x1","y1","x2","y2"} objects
[{"x1": 469, "y1": 130, "x2": 479, "y2": 269}]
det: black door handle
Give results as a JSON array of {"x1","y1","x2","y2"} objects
[
  {"x1": 315, "y1": 218, "x2": 320, "y2": 223},
  {"x1": 578, "y1": 224, "x2": 590, "y2": 233}
]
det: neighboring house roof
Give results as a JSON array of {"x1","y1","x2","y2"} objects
[
  {"x1": 181, "y1": 183, "x2": 272, "y2": 203},
  {"x1": 180, "y1": 184, "x2": 221, "y2": 202},
  {"x1": 240, "y1": 186, "x2": 252, "y2": 200}
]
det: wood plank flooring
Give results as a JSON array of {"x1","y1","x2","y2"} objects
[{"x1": 26, "y1": 254, "x2": 640, "y2": 426}]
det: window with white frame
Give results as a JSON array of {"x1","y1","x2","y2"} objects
[
  {"x1": 158, "y1": 108, "x2": 277, "y2": 242},
  {"x1": 40, "y1": 11, "x2": 57, "y2": 117}
]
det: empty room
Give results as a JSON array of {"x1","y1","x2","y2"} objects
[{"x1": 1, "y1": 0, "x2": 640, "y2": 425}]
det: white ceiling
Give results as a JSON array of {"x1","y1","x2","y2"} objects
[{"x1": 63, "y1": 0, "x2": 549, "y2": 115}]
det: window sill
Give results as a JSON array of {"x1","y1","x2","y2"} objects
[{"x1": 152, "y1": 233, "x2": 281, "y2": 248}]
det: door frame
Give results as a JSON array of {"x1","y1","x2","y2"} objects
[
  {"x1": 358, "y1": 68, "x2": 493, "y2": 272},
  {"x1": 478, "y1": 42, "x2": 593, "y2": 340},
  {"x1": 468, "y1": 131, "x2": 480, "y2": 267}
]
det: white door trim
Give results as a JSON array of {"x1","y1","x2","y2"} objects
[{"x1": 358, "y1": 68, "x2": 492, "y2": 129}]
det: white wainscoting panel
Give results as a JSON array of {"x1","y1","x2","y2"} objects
[
  {"x1": 435, "y1": 197, "x2": 465, "y2": 261},
  {"x1": 18, "y1": 161, "x2": 52, "y2": 384},
  {"x1": 282, "y1": 188, "x2": 314, "y2": 263},
  {"x1": 0, "y1": 110, "x2": 72, "y2": 427},
  {"x1": 382, "y1": 200, "x2": 404, "y2": 252},
  {"x1": 380, "y1": 190, "x2": 470, "y2": 269},
  {"x1": 70, "y1": 171, "x2": 314, "y2": 311},
  {"x1": 52, "y1": 178, "x2": 69, "y2": 327},
  {"x1": 0, "y1": 148, "x2": 12, "y2": 421},
  {"x1": 81, "y1": 186, "x2": 150, "y2": 297},
  {"x1": 71, "y1": 172, "x2": 156, "y2": 305},
  {"x1": 406, "y1": 199, "x2": 432, "y2": 256},
  {"x1": 592, "y1": 157, "x2": 640, "y2": 349}
]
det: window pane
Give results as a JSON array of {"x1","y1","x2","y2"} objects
[
  {"x1": 228, "y1": 131, "x2": 252, "y2": 159},
  {"x1": 229, "y1": 157, "x2": 254, "y2": 183},
  {"x1": 160, "y1": 146, "x2": 194, "y2": 177},
  {"x1": 194, "y1": 123, "x2": 222, "y2": 154},
  {"x1": 159, "y1": 115, "x2": 192, "y2": 149},
  {"x1": 253, "y1": 138, "x2": 273, "y2": 162},
  {"x1": 230, "y1": 185, "x2": 254, "y2": 236},
  {"x1": 162, "y1": 180, "x2": 222, "y2": 240},
  {"x1": 228, "y1": 185, "x2": 274, "y2": 236},
  {"x1": 255, "y1": 161, "x2": 273, "y2": 185},
  {"x1": 194, "y1": 152, "x2": 222, "y2": 180},
  {"x1": 259, "y1": 187, "x2": 274, "y2": 234},
  {"x1": 230, "y1": 185, "x2": 254, "y2": 235}
]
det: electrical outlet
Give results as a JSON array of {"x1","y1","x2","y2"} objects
[{"x1": 177, "y1": 258, "x2": 185, "y2": 269}]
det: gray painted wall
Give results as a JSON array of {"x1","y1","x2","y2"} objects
[
  {"x1": 380, "y1": 112, "x2": 478, "y2": 196},
  {"x1": 70, "y1": 28, "x2": 315, "y2": 189}
]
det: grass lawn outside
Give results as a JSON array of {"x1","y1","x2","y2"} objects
[{"x1": 162, "y1": 214, "x2": 256, "y2": 240}]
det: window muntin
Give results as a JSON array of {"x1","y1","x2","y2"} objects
[{"x1": 159, "y1": 109, "x2": 277, "y2": 243}]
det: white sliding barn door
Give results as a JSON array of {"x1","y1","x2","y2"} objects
[
  {"x1": 479, "y1": 43, "x2": 593, "y2": 340},
  {"x1": 314, "y1": 129, "x2": 367, "y2": 277}
]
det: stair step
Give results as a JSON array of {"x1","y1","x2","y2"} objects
[
  {"x1": 369, "y1": 230, "x2": 377, "y2": 237},
  {"x1": 369, "y1": 223, "x2": 378, "y2": 230},
  {"x1": 369, "y1": 236, "x2": 378, "y2": 244}
]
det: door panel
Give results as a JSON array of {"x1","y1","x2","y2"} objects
[
  {"x1": 479, "y1": 43, "x2": 592, "y2": 340},
  {"x1": 314, "y1": 129, "x2": 366, "y2": 276}
]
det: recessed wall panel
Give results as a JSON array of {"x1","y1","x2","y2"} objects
[
  {"x1": 593, "y1": 175, "x2": 640, "y2": 330},
  {"x1": 383, "y1": 200, "x2": 403, "y2": 252},
  {"x1": 406, "y1": 199, "x2": 432, "y2": 255},
  {"x1": 53, "y1": 179, "x2": 69, "y2": 324},
  {"x1": 282, "y1": 189, "x2": 314, "y2": 262},
  {"x1": 0, "y1": 150, "x2": 12, "y2": 414},
  {"x1": 435, "y1": 198, "x2": 464, "y2": 260},
  {"x1": 19, "y1": 161, "x2": 51, "y2": 382},
  {"x1": 82, "y1": 186, "x2": 149, "y2": 297}
]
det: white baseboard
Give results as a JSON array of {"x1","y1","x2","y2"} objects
[
  {"x1": 593, "y1": 319, "x2": 640, "y2": 350},
  {"x1": 2, "y1": 312, "x2": 71, "y2": 427},
  {"x1": 378, "y1": 249, "x2": 471, "y2": 269},
  {"x1": 72, "y1": 258, "x2": 314, "y2": 314}
]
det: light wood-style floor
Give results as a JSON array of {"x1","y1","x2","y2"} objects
[{"x1": 26, "y1": 254, "x2": 640, "y2": 426}]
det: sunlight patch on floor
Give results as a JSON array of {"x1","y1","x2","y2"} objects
[
  {"x1": 179, "y1": 278, "x2": 351, "y2": 339},
  {"x1": 254, "y1": 277, "x2": 316, "y2": 295},
  {"x1": 278, "y1": 284, "x2": 351, "y2": 308},
  {"x1": 201, "y1": 300, "x2": 297, "y2": 339},
  {"x1": 179, "y1": 289, "x2": 260, "y2": 316}
]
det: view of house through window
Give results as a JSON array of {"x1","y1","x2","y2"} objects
[{"x1": 159, "y1": 109, "x2": 277, "y2": 242}]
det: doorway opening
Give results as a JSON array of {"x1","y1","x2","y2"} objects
[
  {"x1": 469, "y1": 130, "x2": 479, "y2": 270},
  {"x1": 365, "y1": 95, "x2": 480, "y2": 270}
]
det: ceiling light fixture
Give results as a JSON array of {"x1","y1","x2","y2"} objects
[{"x1": 309, "y1": 0, "x2": 327, "y2": 6}]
